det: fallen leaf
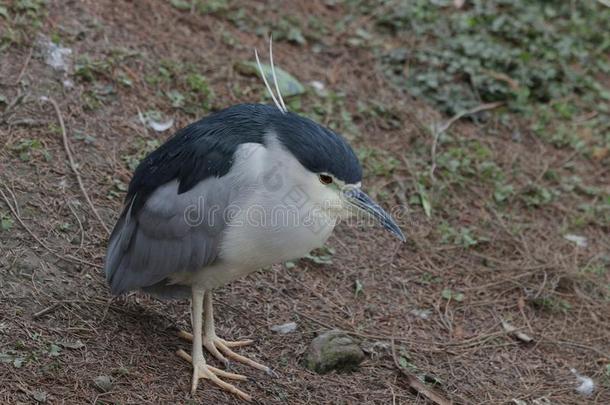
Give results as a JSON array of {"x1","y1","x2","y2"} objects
[
  {"x1": 502, "y1": 320, "x2": 533, "y2": 343},
  {"x1": 1, "y1": 217, "x2": 13, "y2": 231},
  {"x1": 354, "y1": 279, "x2": 364, "y2": 297},
  {"x1": 570, "y1": 368, "x2": 595, "y2": 396},
  {"x1": 577, "y1": 127, "x2": 593, "y2": 143},
  {"x1": 234, "y1": 61, "x2": 305, "y2": 97},
  {"x1": 0, "y1": 351, "x2": 26, "y2": 368},
  {"x1": 137, "y1": 110, "x2": 174, "y2": 132},
  {"x1": 32, "y1": 390, "x2": 47, "y2": 403},
  {"x1": 563, "y1": 234, "x2": 587, "y2": 247},
  {"x1": 93, "y1": 375, "x2": 113, "y2": 392},
  {"x1": 453, "y1": 324, "x2": 465, "y2": 339},
  {"x1": 410, "y1": 308, "x2": 431, "y2": 320},
  {"x1": 270, "y1": 322, "x2": 297, "y2": 334},
  {"x1": 591, "y1": 147, "x2": 608, "y2": 161},
  {"x1": 57, "y1": 340, "x2": 85, "y2": 349},
  {"x1": 418, "y1": 184, "x2": 432, "y2": 217},
  {"x1": 48, "y1": 344, "x2": 61, "y2": 357}
]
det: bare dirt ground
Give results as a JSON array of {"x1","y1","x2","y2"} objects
[{"x1": 1, "y1": 1, "x2": 609, "y2": 404}]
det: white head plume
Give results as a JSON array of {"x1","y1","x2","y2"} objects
[{"x1": 254, "y1": 36, "x2": 288, "y2": 113}]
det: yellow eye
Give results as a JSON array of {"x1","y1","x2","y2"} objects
[{"x1": 319, "y1": 174, "x2": 333, "y2": 185}]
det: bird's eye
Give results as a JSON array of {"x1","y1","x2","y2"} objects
[{"x1": 319, "y1": 174, "x2": 333, "y2": 185}]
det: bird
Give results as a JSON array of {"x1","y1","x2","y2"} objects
[{"x1": 104, "y1": 40, "x2": 405, "y2": 401}]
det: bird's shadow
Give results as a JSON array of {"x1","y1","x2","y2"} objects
[{"x1": 99, "y1": 295, "x2": 189, "y2": 354}]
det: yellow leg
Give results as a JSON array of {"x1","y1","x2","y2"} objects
[
  {"x1": 178, "y1": 290, "x2": 270, "y2": 374},
  {"x1": 180, "y1": 288, "x2": 251, "y2": 401}
]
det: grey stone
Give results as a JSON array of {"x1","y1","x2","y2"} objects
[
  {"x1": 93, "y1": 375, "x2": 113, "y2": 392},
  {"x1": 31, "y1": 390, "x2": 47, "y2": 403},
  {"x1": 305, "y1": 330, "x2": 365, "y2": 374},
  {"x1": 270, "y1": 322, "x2": 298, "y2": 334}
]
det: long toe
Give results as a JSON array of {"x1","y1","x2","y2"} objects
[
  {"x1": 214, "y1": 338, "x2": 270, "y2": 373},
  {"x1": 176, "y1": 349, "x2": 251, "y2": 401},
  {"x1": 203, "y1": 337, "x2": 230, "y2": 367},
  {"x1": 218, "y1": 337, "x2": 254, "y2": 348},
  {"x1": 179, "y1": 330, "x2": 266, "y2": 372},
  {"x1": 203, "y1": 367, "x2": 252, "y2": 401},
  {"x1": 177, "y1": 330, "x2": 194, "y2": 342}
]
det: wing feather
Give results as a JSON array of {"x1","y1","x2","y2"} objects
[
  {"x1": 104, "y1": 179, "x2": 228, "y2": 295},
  {"x1": 104, "y1": 104, "x2": 282, "y2": 296}
]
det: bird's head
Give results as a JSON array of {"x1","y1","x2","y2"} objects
[
  {"x1": 268, "y1": 110, "x2": 405, "y2": 243},
  {"x1": 253, "y1": 38, "x2": 405, "y2": 242}
]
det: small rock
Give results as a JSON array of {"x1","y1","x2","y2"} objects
[
  {"x1": 570, "y1": 368, "x2": 595, "y2": 396},
  {"x1": 270, "y1": 322, "x2": 297, "y2": 334},
  {"x1": 234, "y1": 61, "x2": 305, "y2": 97},
  {"x1": 563, "y1": 234, "x2": 587, "y2": 248},
  {"x1": 305, "y1": 330, "x2": 365, "y2": 374},
  {"x1": 31, "y1": 390, "x2": 47, "y2": 403},
  {"x1": 410, "y1": 308, "x2": 432, "y2": 320},
  {"x1": 93, "y1": 375, "x2": 113, "y2": 392},
  {"x1": 37, "y1": 35, "x2": 73, "y2": 72},
  {"x1": 361, "y1": 341, "x2": 390, "y2": 360},
  {"x1": 57, "y1": 340, "x2": 85, "y2": 350},
  {"x1": 502, "y1": 320, "x2": 534, "y2": 343},
  {"x1": 309, "y1": 80, "x2": 328, "y2": 97},
  {"x1": 137, "y1": 110, "x2": 174, "y2": 132}
]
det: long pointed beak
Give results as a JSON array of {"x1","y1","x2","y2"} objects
[{"x1": 343, "y1": 187, "x2": 406, "y2": 242}]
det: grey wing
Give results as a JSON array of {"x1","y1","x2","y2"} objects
[{"x1": 104, "y1": 178, "x2": 229, "y2": 296}]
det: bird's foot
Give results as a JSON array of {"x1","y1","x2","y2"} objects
[
  {"x1": 176, "y1": 349, "x2": 251, "y2": 401},
  {"x1": 178, "y1": 330, "x2": 271, "y2": 374}
]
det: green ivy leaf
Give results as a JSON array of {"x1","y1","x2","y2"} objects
[
  {"x1": 48, "y1": 344, "x2": 61, "y2": 357},
  {"x1": 418, "y1": 183, "x2": 432, "y2": 217},
  {"x1": 354, "y1": 279, "x2": 364, "y2": 297},
  {"x1": 1, "y1": 217, "x2": 13, "y2": 231}
]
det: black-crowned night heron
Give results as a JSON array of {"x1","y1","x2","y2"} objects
[{"x1": 104, "y1": 43, "x2": 404, "y2": 401}]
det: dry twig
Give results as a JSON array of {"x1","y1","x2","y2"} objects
[
  {"x1": 14, "y1": 47, "x2": 34, "y2": 85},
  {"x1": 430, "y1": 101, "x2": 504, "y2": 180},
  {"x1": 44, "y1": 97, "x2": 111, "y2": 235},
  {"x1": 391, "y1": 338, "x2": 452, "y2": 405},
  {"x1": 0, "y1": 184, "x2": 101, "y2": 269}
]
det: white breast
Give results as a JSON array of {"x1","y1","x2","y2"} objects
[
  {"x1": 219, "y1": 138, "x2": 337, "y2": 269},
  {"x1": 179, "y1": 135, "x2": 340, "y2": 289}
]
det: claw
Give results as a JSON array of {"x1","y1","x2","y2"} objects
[
  {"x1": 178, "y1": 330, "x2": 268, "y2": 372},
  {"x1": 214, "y1": 338, "x2": 270, "y2": 373},
  {"x1": 265, "y1": 367, "x2": 279, "y2": 378},
  {"x1": 176, "y1": 349, "x2": 251, "y2": 401}
]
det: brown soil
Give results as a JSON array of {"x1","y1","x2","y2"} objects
[{"x1": 1, "y1": 1, "x2": 608, "y2": 404}]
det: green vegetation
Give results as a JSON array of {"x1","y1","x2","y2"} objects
[
  {"x1": 529, "y1": 295, "x2": 572, "y2": 313},
  {"x1": 169, "y1": 0, "x2": 229, "y2": 15},
  {"x1": 10, "y1": 138, "x2": 50, "y2": 162},
  {"x1": 1, "y1": 213, "x2": 13, "y2": 231},
  {"x1": 145, "y1": 60, "x2": 215, "y2": 114},
  {"x1": 365, "y1": 0, "x2": 610, "y2": 164},
  {"x1": 441, "y1": 288, "x2": 465, "y2": 302},
  {"x1": 325, "y1": 0, "x2": 610, "y2": 247},
  {"x1": 121, "y1": 138, "x2": 160, "y2": 171},
  {"x1": 304, "y1": 246, "x2": 336, "y2": 265},
  {"x1": 438, "y1": 223, "x2": 485, "y2": 248},
  {"x1": 73, "y1": 50, "x2": 141, "y2": 110},
  {"x1": 357, "y1": 147, "x2": 400, "y2": 177},
  {"x1": 376, "y1": 1, "x2": 610, "y2": 113},
  {"x1": 0, "y1": 0, "x2": 47, "y2": 50}
]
